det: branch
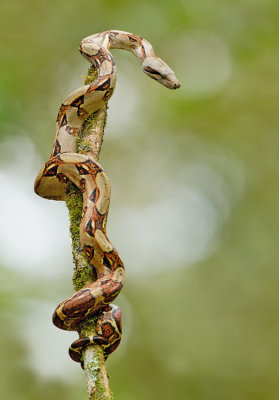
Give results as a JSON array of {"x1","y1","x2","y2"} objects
[{"x1": 65, "y1": 65, "x2": 113, "y2": 400}]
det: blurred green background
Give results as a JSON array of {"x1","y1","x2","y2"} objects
[{"x1": 0, "y1": 0, "x2": 279, "y2": 399}]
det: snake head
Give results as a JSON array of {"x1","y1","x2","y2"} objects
[{"x1": 142, "y1": 57, "x2": 180, "y2": 89}]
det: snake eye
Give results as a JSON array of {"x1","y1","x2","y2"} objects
[{"x1": 143, "y1": 66, "x2": 162, "y2": 78}]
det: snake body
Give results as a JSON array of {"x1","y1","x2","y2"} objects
[{"x1": 34, "y1": 30, "x2": 180, "y2": 365}]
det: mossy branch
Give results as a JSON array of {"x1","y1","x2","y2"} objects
[{"x1": 65, "y1": 65, "x2": 113, "y2": 400}]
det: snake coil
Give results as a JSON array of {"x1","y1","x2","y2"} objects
[{"x1": 34, "y1": 30, "x2": 180, "y2": 365}]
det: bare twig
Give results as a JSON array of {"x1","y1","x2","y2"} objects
[{"x1": 65, "y1": 65, "x2": 113, "y2": 400}]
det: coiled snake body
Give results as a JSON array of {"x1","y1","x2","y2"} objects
[{"x1": 34, "y1": 30, "x2": 180, "y2": 365}]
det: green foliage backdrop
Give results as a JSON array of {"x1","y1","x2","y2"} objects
[{"x1": 0, "y1": 1, "x2": 279, "y2": 399}]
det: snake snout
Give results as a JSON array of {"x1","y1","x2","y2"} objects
[{"x1": 166, "y1": 77, "x2": 181, "y2": 90}]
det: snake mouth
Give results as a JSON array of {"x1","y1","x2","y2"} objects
[{"x1": 164, "y1": 80, "x2": 181, "y2": 89}]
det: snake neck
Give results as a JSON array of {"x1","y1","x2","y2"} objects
[{"x1": 81, "y1": 30, "x2": 155, "y2": 63}]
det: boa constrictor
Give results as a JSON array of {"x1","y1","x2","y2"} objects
[{"x1": 34, "y1": 30, "x2": 180, "y2": 366}]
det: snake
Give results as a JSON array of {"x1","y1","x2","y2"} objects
[{"x1": 34, "y1": 30, "x2": 180, "y2": 366}]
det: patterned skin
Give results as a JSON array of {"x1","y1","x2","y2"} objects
[{"x1": 34, "y1": 30, "x2": 180, "y2": 366}]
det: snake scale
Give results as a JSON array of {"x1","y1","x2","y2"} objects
[{"x1": 34, "y1": 30, "x2": 180, "y2": 366}]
